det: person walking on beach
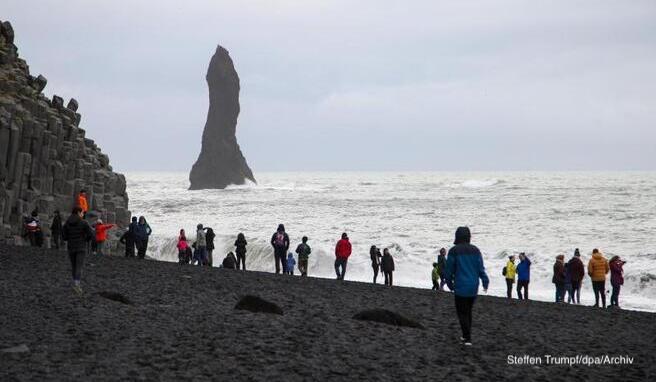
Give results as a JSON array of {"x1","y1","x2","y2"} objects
[
  {"x1": 234, "y1": 233, "x2": 248, "y2": 270},
  {"x1": 134, "y1": 216, "x2": 152, "y2": 259},
  {"x1": 504, "y1": 255, "x2": 516, "y2": 299},
  {"x1": 77, "y1": 190, "x2": 89, "y2": 216},
  {"x1": 437, "y1": 248, "x2": 447, "y2": 290},
  {"x1": 177, "y1": 229, "x2": 189, "y2": 264},
  {"x1": 50, "y1": 210, "x2": 63, "y2": 249},
  {"x1": 552, "y1": 255, "x2": 566, "y2": 303},
  {"x1": 432, "y1": 262, "x2": 440, "y2": 290},
  {"x1": 195, "y1": 224, "x2": 208, "y2": 266},
  {"x1": 94, "y1": 219, "x2": 115, "y2": 256},
  {"x1": 381, "y1": 248, "x2": 395, "y2": 286},
  {"x1": 295, "y1": 236, "x2": 311, "y2": 276},
  {"x1": 568, "y1": 249, "x2": 585, "y2": 304},
  {"x1": 370, "y1": 245, "x2": 380, "y2": 283},
  {"x1": 516, "y1": 252, "x2": 531, "y2": 300},
  {"x1": 588, "y1": 248, "x2": 610, "y2": 308},
  {"x1": 204, "y1": 227, "x2": 216, "y2": 267},
  {"x1": 271, "y1": 224, "x2": 290, "y2": 274},
  {"x1": 444, "y1": 227, "x2": 489, "y2": 346},
  {"x1": 609, "y1": 255, "x2": 626, "y2": 308},
  {"x1": 62, "y1": 207, "x2": 94, "y2": 294},
  {"x1": 286, "y1": 253, "x2": 296, "y2": 275},
  {"x1": 334, "y1": 232, "x2": 352, "y2": 280}
]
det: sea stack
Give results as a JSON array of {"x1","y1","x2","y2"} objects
[{"x1": 189, "y1": 45, "x2": 255, "y2": 190}]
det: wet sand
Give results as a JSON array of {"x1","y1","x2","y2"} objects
[{"x1": 0, "y1": 244, "x2": 654, "y2": 381}]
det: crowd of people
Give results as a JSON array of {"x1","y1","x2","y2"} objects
[{"x1": 37, "y1": 193, "x2": 628, "y2": 346}]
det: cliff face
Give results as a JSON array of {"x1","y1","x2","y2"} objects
[
  {"x1": 0, "y1": 20, "x2": 130, "y2": 249},
  {"x1": 188, "y1": 45, "x2": 255, "y2": 190}
]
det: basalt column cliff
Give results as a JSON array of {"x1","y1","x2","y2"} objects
[
  {"x1": 189, "y1": 45, "x2": 255, "y2": 190},
  {"x1": 0, "y1": 20, "x2": 130, "y2": 248}
]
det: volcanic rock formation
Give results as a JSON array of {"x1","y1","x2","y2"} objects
[
  {"x1": 0, "y1": 20, "x2": 130, "y2": 249},
  {"x1": 189, "y1": 45, "x2": 255, "y2": 190}
]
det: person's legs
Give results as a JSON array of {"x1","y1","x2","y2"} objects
[
  {"x1": 506, "y1": 279, "x2": 513, "y2": 299},
  {"x1": 68, "y1": 251, "x2": 77, "y2": 280},
  {"x1": 373, "y1": 265, "x2": 378, "y2": 284},
  {"x1": 592, "y1": 281, "x2": 600, "y2": 306},
  {"x1": 340, "y1": 259, "x2": 347, "y2": 279},
  {"x1": 599, "y1": 281, "x2": 606, "y2": 308},
  {"x1": 52, "y1": 233, "x2": 60, "y2": 249},
  {"x1": 74, "y1": 250, "x2": 85, "y2": 282},
  {"x1": 516, "y1": 282, "x2": 523, "y2": 300},
  {"x1": 575, "y1": 283, "x2": 581, "y2": 304},
  {"x1": 389, "y1": 272, "x2": 393, "y2": 286},
  {"x1": 207, "y1": 249, "x2": 213, "y2": 267},
  {"x1": 334, "y1": 259, "x2": 341, "y2": 279},
  {"x1": 454, "y1": 296, "x2": 475, "y2": 342},
  {"x1": 525, "y1": 281, "x2": 529, "y2": 300},
  {"x1": 97, "y1": 241, "x2": 104, "y2": 256},
  {"x1": 440, "y1": 277, "x2": 446, "y2": 291}
]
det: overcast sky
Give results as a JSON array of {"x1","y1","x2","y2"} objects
[{"x1": 4, "y1": 1, "x2": 656, "y2": 172}]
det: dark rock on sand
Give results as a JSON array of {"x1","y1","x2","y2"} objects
[
  {"x1": 1, "y1": 244, "x2": 655, "y2": 381},
  {"x1": 188, "y1": 45, "x2": 255, "y2": 190},
  {"x1": 97, "y1": 291, "x2": 133, "y2": 305},
  {"x1": 235, "y1": 295, "x2": 283, "y2": 315},
  {"x1": 353, "y1": 309, "x2": 424, "y2": 329},
  {"x1": 0, "y1": 21, "x2": 129, "y2": 251}
]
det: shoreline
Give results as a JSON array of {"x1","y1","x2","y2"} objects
[{"x1": 1, "y1": 244, "x2": 655, "y2": 381}]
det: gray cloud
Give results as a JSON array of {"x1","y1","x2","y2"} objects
[{"x1": 4, "y1": 0, "x2": 656, "y2": 171}]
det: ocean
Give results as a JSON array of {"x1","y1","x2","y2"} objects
[{"x1": 125, "y1": 171, "x2": 656, "y2": 312}]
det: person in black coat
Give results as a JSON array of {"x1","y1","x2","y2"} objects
[
  {"x1": 50, "y1": 210, "x2": 63, "y2": 249},
  {"x1": 62, "y1": 207, "x2": 94, "y2": 293},
  {"x1": 370, "y1": 245, "x2": 380, "y2": 283},
  {"x1": 222, "y1": 252, "x2": 237, "y2": 269},
  {"x1": 381, "y1": 248, "x2": 395, "y2": 286},
  {"x1": 270, "y1": 224, "x2": 290, "y2": 274}
]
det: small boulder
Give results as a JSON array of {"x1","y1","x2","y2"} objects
[
  {"x1": 235, "y1": 295, "x2": 283, "y2": 315},
  {"x1": 97, "y1": 291, "x2": 133, "y2": 305},
  {"x1": 352, "y1": 309, "x2": 424, "y2": 329},
  {"x1": 66, "y1": 98, "x2": 79, "y2": 112}
]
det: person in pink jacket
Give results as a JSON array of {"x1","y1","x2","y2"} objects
[
  {"x1": 177, "y1": 229, "x2": 190, "y2": 264},
  {"x1": 334, "y1": 232, "x2": 352, "y2": 280}
]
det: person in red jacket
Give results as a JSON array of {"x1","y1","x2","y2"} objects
[
  {"x1": 334, "y1": 232, "x2": 352, "y2": 280},
  {"x1": 609, "y1": 256, "x2": 626, "y2": 308},
  {"x1": 567, "y1": 249, "x2": 585, "y2": 304},
  {"x1": 94, "y1": 219, "x2": 116, "y2": 256}
]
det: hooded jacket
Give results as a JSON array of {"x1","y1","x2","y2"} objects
[
  {"x1": 62, "y1": 214, "x2": 94, "y2": 252},
  {"x1": 443, "y1": 227, "x2": 489, "y2": 297},
  {"x1": 205, "y1": 228, "x2": 216, "y2": 250},
  {"x1": 552, "y1": 260, "x2": 565, "y2": 284},
  {"x1": 95, "y1": 223, "x2": 115, "y2": 242},
  {"x1": 77, "y1": 193, "x2": 89, "y2": 213},
  {"x1": 271, "y1": 226, "x2": 290, "y2": 253},
  {"x1": 610, "y1": 259, "x2": 625, "y2": 286},
  {"x1": 287, "y1": 254, "x2": 296, "y2": 270},
  {"x1": 432, "y1": 265, "x2": 440, "y2": 283},
  {"x1": 516, "y1": 257, "x2": 531, "y2": 282},
  {"x1": 196, "y1": 229, "x2": 207, "y2": 247},
  {"x1": 568, "y1": 257, "x2": 585, "y2": 282},
  {"x1": 381, "y1": 253, "x2": 395, "y2": 272},
  {"x1": 335, "y1": 238, "x2": 352, "y2": 259},
  {"x1": 588, "y1": 253, "x2": 609, "y2": 282},
  {"x1": 505, "y1": 260, "x2": 516, "y2": 280}
]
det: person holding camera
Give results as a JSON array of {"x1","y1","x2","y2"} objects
[{"x1": 609, "y1": 256, "x2": 626, "y2": 308}]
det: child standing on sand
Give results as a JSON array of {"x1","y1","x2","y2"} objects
[
  {"x1": 94, "y1": 219, "x2": 116, "y2": 256},
  {"x1": 177, "y1": 229, "x2": 189, "y2": 264},
  {"x1": 432, "y1": 262, "x2": 440, "y2": 290},
  {"x1": 286, "y1": 253, "x2": 296, "y2": 275},
  {"x1": 295, "y1": 236, "x2": 312, "y2": 277}
]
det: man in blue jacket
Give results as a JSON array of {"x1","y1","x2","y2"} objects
[
  {"x1": 516, "y1": 252, "x2": 531, "y2": 300},
  {"x1": 444, "y1": 227, "x2": 489, "y2": 346}
]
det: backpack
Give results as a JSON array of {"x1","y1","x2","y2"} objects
[
  {"x1": 274, "y1": 232, "x2": 285, "y2": 248},
  {"x1": 502, "y1": 266, "x2": 507, "y2": 276}
]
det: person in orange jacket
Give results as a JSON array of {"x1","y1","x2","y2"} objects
[
  {"x1": 77, "y1": 190, "x2": 89, "y2": 215},
  {"x1": 94, "y1": 219, "x2": 116, "y2": 256},
  {"x1": 587, "y1": 248, "x2": 610, "y2": 308}
]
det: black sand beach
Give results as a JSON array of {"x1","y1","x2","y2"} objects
[{"x1": 1, "y1": 244, "x2": 654, "y2": 381}]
